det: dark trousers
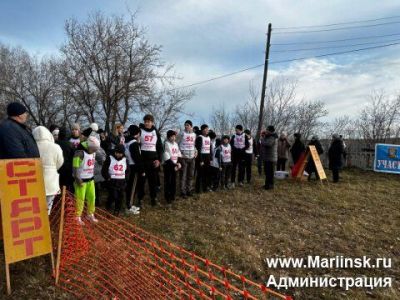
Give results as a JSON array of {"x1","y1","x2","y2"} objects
[
  {"x1": 244, "y1": 153, "x2": 253, "y2": 183},
  {"x1": 164, "y1": 164, "x2": 177, "y2": 203},
  {"x1": 332, "y1": 168, "x2": 340, "y2": 182},
  {"x1": 106, "y1": 181, "x2": 125, "y2": 215},
  {"x1": 277, "y1": 158, "x2": 287, "y2": 171},
  {"x1": 137, "y1": 160, "x2": 158, "y2": 206},
  {"x1": 210, "y1": 166, "x2": 220, "y2": 190},
  {"x1": 264, "y1": 161, "x2": 275, "y2": 189},
  {"x1": 257, "y1": 156, "x2": 263, "y2": 175},
  {"x1": 221, "y1": 163, "x2": 232, "y2": 187},
  {"x1": 95, "y1": 182, "x2": 103, "y2": 206},
  {"x1": 231, "y1": 151, "x2": 245, "y2": 183},
  {"x1": 195, "y1": 159, "x2": 210, "y2": 193},
  {"x1": 125, "y1": 165, "x2": 138, "y2": 209},
  {"x1": 306, "y1": 161, "x2": 319, "y2": 180}
]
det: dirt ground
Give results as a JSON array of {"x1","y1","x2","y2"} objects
[{"x1": 1, "y1": 168, "x2": 399, "y2": 299}]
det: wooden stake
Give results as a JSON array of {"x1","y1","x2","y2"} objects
[
  {"x1": 55, "y1": 186, "x2": 66, "y2": 284},
  {"x1": 5, "y1": 263, "x2": 11, "y2": 295},
  {"x1": 129, "y1": 174, "x2": 138, "y2": 208}
]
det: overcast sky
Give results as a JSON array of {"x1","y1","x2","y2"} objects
[{"x1": 1, "y1": 0, "x2": 400, "y2": 126}]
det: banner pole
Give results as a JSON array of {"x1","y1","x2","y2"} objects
[
  {"x1": 129, "y1": 174, "x2": 138, "y2": 208},
  {"x1": 5, "y1": 263, "x2": 11, "y2": 295},
  {"x1": 55, "y1": 186, "x2": 66, "y2": 284}
]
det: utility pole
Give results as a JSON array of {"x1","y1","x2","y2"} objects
[{"x1": 256, "y1": 23, "x2": 272, "y2": 142}]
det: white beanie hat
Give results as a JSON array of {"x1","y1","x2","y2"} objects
[
  {"x1": 87, "y1": 136, "x2": 100, "y2": 150},
  {"x1": 90, "y1": 123, "x2": 99, "y2": 132}
]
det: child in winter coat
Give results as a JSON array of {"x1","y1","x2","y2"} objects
[
  {"x1": 73, "y1": 136, "x2": 101, "y2": 225},
  {"x1": 102, "y1": 145, "x2": 129, "y2": 216},
  {"x1": 125, "y1": 124, "x2": 145, "y2": 214},
  {"x1": 220, "y1": 135, "x2": 232, "y2": 189},
  {"x1": 230, "y1": 124, "x2": 249, "y2": 187},
  {"x1": 209, "y1": 132, "x2": 222, "y2": 191},
  {"x1": 163, "y1": 130, "x2": 182, "y2": 203},
  {"x1": 195, "y1": 124, "x2": 212, "y2": 193},
  {"x1": 33, "y1": 126, "x2": 64, "y2": 215}
]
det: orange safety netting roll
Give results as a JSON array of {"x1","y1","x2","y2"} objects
[{"x1": 50, "y1": 191, "x2": 291, "y2": 300}]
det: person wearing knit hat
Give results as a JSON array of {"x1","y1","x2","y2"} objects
[
  {"x1": 7, "y1": 102, "x2": 27, "y2": 117},
  {"x1": 0, "y1": 102, "x2": 40, "y2": 159},
  {"x1": 178, "y1": 119, "x2": 197, "y2": 198},
  {"x1": 277, "y1": 131, "x2": 291, "y2": 172},
  {"x1": 124, "y1": 124, "x2": 144, "y2": 214},
  {"x1": 260, "y1": 125, "x2": 278, "y2": 190},
  {"x1": 163, "y1": 130, "x2": 182, "y2": 203},
  {"x1": 230, "y1": 124, "x2": 249, "y2": 187},
  {"x1": 195, "y1": 124, "x2": 212, "y2": 193},
  {"x1": 90, "y1": 123, "x2": 99, "y2": 132},
  {"x1": 82, "y1": 128, "x2": 93, "y2": 139},
  {"x1": 73, "y1": 136, "x2": 101, "y2": 225},
  {"x1": 101, "y1": 142, "x2": 129, "y2": 216},
  {"x1": 290, "y1": 132, "x2": 306, "y2": 165},
  {"x1": 69, "y1": 123, "x2": 81, "y2": 149},
  {"x1": 328, "y1": 133, "x2": 345, "y2": 183}
]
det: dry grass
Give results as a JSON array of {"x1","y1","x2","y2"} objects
[{"x1": 1, "y1": 168, "x2": 399, "y2": 299}]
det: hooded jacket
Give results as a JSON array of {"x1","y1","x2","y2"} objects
[
  {"x1": 261, "y1": 132, "x2": 278, "y2": 162},
  {"x1": 56, "y1": 128, "x2": 74, "y2": 187},
  {"x1": 32, "y1": 126, "x2": 64, "y2": 196},
  {"x1": 0, "y1": 118, "x2": 40, "y2": 159}
]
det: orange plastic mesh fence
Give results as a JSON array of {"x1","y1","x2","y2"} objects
[{"x1": 49, "y1": 191, "x2": 291, "y2": 300}]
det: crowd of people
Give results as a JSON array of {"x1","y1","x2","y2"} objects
[{"x1": 0, "y1": 102, "x2": 346, "y2": 225}]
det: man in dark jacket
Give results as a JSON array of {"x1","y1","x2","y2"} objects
[
  {"x1": 56, "y1": 127, "x2": 75, "y2": 191},
  {"x1": 261, "y1": 125, "x2": 278, "y2": 190},
  {"x1": 0, "y1": 102, "x2": 40, "y2": 159},
  {"x1": 328, "y1": 134, "x2": 345, "y2": 183},
  {"x1": 290, "y1": 133, "x2": 305, "y2": 165}
]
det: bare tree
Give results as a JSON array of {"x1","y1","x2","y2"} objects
[
  {"x1": 322, "y1": 115, "x2": 357, "y2": 139},
  {"x1": 61, "y1": 12, "x2": 164, "y2": 132},
  {"x1": 264, "y1": 77, "x2": 297, "y2": 133},
  {"x1": 0, "y1": 44, "x2": 67, "y2": 127},
  {"x1": 356, "y1": 90, "x2": 400, "y2": 142},
  {"x1": 210, "y1": 103, "x2": 233, "y2": 136},
  {"x1": 289, "y1": 100, "x2": 328, "y2": 140},
  {"x1": 231, "y1": 76, "x2": 327, "y2": 140},
  {"x1": 138, "y1": 86, "x2": 194, "y2": 133},
  {"x1": 232, "y1": 81, "x2": 259, "y2": 134}
]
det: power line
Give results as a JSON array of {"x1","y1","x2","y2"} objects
[
  {"x1": 271, "y1": 37, "x2": 400, "y2": 53},
  {"x1": 269, "y1": 41, "x2": 400, "y2": 64},
  {"x1": 274, "y1": 20, "x2": 400, "y2": 34},
  {"x1": 274, "y1": 15, "x2": 400, "y2": 30},
  {"x1": 169, "y1": 41, "x2": 400, "y2": 91},
  {"x1": 168, "y1": 64, "x2": 264, "y2": 91},
  {"x1": 273, "y1": 32, "x2": 400, "y2": 46}
]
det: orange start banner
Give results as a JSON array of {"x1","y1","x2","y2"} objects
[{"x1": 0, "y1": 159, "x2": 52, "y2": 264}]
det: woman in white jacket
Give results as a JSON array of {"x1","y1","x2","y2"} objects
[{"x1": 33, "y1": 126, "x2": 64, "y2": 215}]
